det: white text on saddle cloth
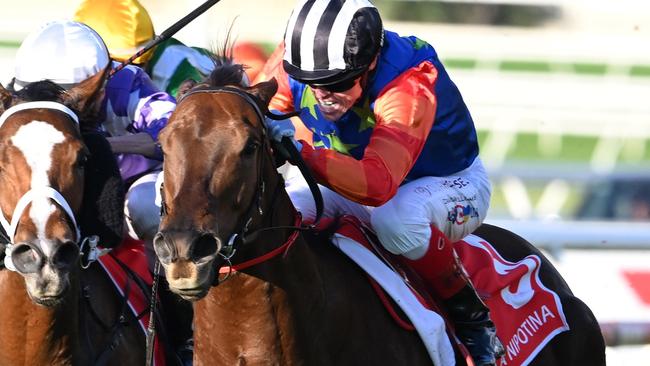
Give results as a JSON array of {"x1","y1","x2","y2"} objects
[{"x1": 456, "y1": 235, "x2": 570, "y2": 366}]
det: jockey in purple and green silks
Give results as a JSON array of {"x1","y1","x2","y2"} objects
[
  {"x1": 74, "y1": 0, "x2": 215, "y2": 99},
  {"x1": 13, "y1": 20, "x2": 173, "y2": 246},
  {"x1": 12, "y1": 20, "x2": 194, "y2": 365},
  {"x1": 101, "y1": 63, "x2": 175, "y2": 184}
]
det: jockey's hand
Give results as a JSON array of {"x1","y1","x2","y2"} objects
[{"x1": 264, "y1": 116, "x2": 302, "y2": 151}]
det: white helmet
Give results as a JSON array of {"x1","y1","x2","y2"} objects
[{"x1": 14, "y1": 20, "x2": 110, "y2": 90}]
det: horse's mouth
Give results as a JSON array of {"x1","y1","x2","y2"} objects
[
  {"x1": 172, "y1": 286, "x2": 209, "y2": 301},
  {"x1": 23, "y1": 271, "x2": 70, "y2": 307},
  {"x1": 29, "y1": 291, "x2": 67, "y2": 307}
]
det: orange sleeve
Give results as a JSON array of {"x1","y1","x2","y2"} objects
[{"x1": 300, "y1": 61, "x2": 439, "y2": 206}]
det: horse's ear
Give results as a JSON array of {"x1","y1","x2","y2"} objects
[
  {"x1": 176, "y1": 79, "x2": 198, "y2": 100},
  {"x1": 248, "y1": 78, "x2": 278, "y2": 108},
  {"x1": 62, "y1": 65, "x2": 110, "y2": 119},
  {"x1": 0, "y1": 83, "x2": 14, "y2": 115}
]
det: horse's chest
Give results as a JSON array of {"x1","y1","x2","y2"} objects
[{"x1": 194, "y1": 274, "x2": 300, "y2": 365}]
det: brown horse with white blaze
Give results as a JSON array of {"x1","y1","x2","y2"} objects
[
  {"x1": 154, "y1": 60, "x2": 606, "y2": 366},
  {"x1": 0, "y1": 70, "x2": 145, "y2": 365}
]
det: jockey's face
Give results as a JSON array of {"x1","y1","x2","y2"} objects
[
  {"x1": 311, "y1": 77, "x2": 363, "y2": 121},
  {"x1": 309, "y1": 57, "x2": 377, "y2": 122}
]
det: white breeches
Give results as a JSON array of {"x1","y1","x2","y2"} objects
[
  {"x1": 124, "y1": 171, "x2": 161, "y2": 242},
  {"x1": 286, "y1": 158, "x2": 491, "y2": 260}
]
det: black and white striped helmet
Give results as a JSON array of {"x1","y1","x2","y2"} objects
[{"x1": 283, "y1": 0, "x2": 384, "y2": 86}]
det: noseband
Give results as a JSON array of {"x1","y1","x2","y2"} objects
[{"x1": 0, "y1": 102, "x2": 83, "y2": 270}]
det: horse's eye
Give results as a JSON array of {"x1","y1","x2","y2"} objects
[{"x1": 242, "y1": 141, "x2": 259, "y2": 156}]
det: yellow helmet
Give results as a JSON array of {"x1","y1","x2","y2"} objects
[{"x1": 74, "y1": 0, "x2": 155, "y2": 64}]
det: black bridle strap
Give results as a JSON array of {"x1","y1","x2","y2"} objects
[
  {"x1": 266, "y1": 108, "x2": 323, "y2": 226},
  {"x1": 222, "y1": 214, "x2": 303, "y2": 273}
]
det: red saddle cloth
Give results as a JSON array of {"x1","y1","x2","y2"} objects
[
  {"x1": 331, "y1": 216, "x2": 569, "y2": 366},
  {"x1": 97, "y1": 237, "x2": 165, "y2": 366},
  {"x1": 455, "y1": 236, "x2": 569, "y2": 366}
]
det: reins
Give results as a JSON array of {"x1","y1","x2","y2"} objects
[{"x1": 219, "y1": 214, "x2": 303, "y2": 274}]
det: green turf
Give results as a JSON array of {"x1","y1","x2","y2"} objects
[
  {"x1": 442, "y1": 58, "x2": 477, "y2": 69},
  {"x1": 630, "y1": 65, "x2": 650, "y2": 77},
  {"x1": 0, "y1": 40, "x2": 20, "y2": 48},
  {"x1": 499, "y1": 60, "x2": 552, "y2": 73},
  {"x1": 478, "y1": 131, "x2": 650, "y2": 163},
  {"x1": 572, "y1": 62, "x2": 608, "y2": 76}
]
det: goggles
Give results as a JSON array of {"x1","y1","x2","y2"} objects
[{"x1": 308, "y1": 75, "x2": 361, "y2": 93}]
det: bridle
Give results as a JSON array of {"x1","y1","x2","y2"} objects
[
  {"x1": 161, "y1": 85, "x2": 322, "y2": 275},
  {"x1": 0, "y1": 102, "x2": 85, "y2": 270}
]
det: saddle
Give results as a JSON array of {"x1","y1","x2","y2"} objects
[{"x1": 318, "y1": 215, "x2": 570, "y2": 366}]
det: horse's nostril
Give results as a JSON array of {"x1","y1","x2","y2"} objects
[
  {"x1": 51, "y1": 241, "x2": 80, "y2": 270},
  {"x1": 153, "y1": 232, "x2": 175, "y2": 265},
  {"x1": 190, "y1": 233, "x2": 220, "y2": 264},
  {"x1": 12, "y1": 243, "x2": 43, "y2": 274}
]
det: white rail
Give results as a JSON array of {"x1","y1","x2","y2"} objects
[{"x1": 484, "y1": 218, "x2": 650, "y2": 258}]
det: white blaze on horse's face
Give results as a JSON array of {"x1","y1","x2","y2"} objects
[{"x1": 11, "y1": 120, "x2": 66, "y2": 256}]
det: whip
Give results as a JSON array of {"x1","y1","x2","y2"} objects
[{"x1": 109, "y1": 0, "x2": 222, "y2": 78}]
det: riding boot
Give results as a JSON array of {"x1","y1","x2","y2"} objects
[
  {"x1": 402, "y1": 225, "x2": 504, "y2": 366},
  {"x1": 444, "y1": 283, "x2": 505, "y2": 366}
]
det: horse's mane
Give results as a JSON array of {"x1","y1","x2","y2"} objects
[
  {"x1": 207, "y1": 57, "x2": 247, "y2": 88},
  {"x1": 205, "y1": 33, "x2": 247, "y2": 88},
  {"x1": 14, "y1": 80, "x2": 65, "y2": 102}
]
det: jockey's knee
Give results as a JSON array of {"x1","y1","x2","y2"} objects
[
  {"x1": 371, "y1": 201, "x2": 430, "y2": 259},
  {"x1": 124, "y1": 173, "x2": 161, "y2": 241}
]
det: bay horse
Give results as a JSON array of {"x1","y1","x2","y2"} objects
[
  {"x1": 153, "y1": 60, "x2": 606, "y2": 365},
  {"x1": 0, "y1": 71, "x2": 146, "y2": 365}
]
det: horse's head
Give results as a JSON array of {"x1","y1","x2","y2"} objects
[
  {"x1": 153, "y1": 61, "x2": 278, "y2": 300},
  {"x1": 0, "y1": 67, "x2": 108, "y2": 306}
]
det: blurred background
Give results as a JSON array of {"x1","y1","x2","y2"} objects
[{"x1": 1, "y1": 0, "x2": 649, "y2": 363}]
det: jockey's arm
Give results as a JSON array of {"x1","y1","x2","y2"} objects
[
  {"x1": 301, "y1": 61, "x2": 439, "y2": 206},
  {"x1": 106, "y1": 132, "x2": 160, "y2": 159},
  {"x1": 104, "y1": 65, "x2": 174, "y2": 162}
]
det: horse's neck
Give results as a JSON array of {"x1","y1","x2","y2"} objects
[
  {"x1": 235, "y1": 183, "x2": 325, "y2": 294},
  {"x1": 0, "y1": 270, "x2": 81, "y2": 365},
  {"x1": 195, "y1": 184, "x2": 332, "y2": 364},
  {"x1": 196, "y1": 181, "x2": 370, "y2": 364}
]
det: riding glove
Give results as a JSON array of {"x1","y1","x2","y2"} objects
[{"x1": 264, "y1": 115, "x2": 302, "y2": 151}]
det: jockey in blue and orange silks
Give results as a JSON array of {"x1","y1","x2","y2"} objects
[{"x1": 258, "y1": 0, "x2": 504, "y2": 364}]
